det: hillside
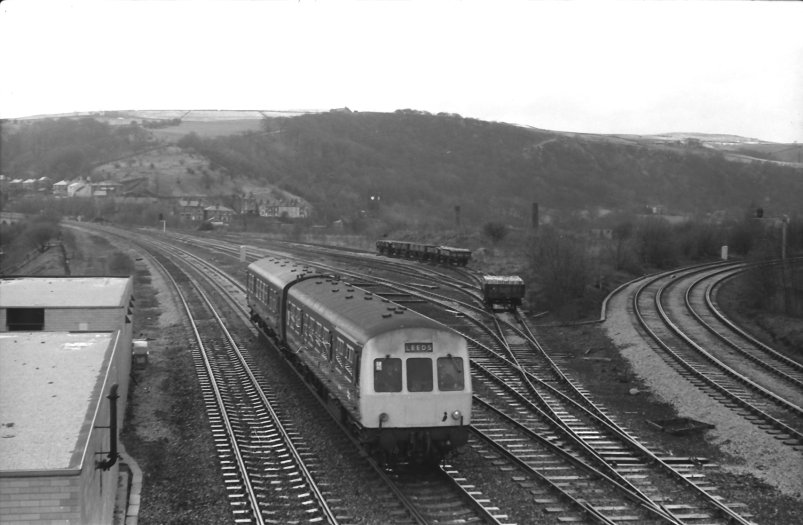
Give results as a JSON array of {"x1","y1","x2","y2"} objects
[
  {"x1": 2, "y1": 110, "x2": 802, "y2": 231},
  {"x1": 174, "y1": 110, "x2": 803, "y2": 226}
]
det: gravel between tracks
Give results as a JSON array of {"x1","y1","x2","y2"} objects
[{"x1": 603, "y1": 279, "x2": 803, "y2": 501}]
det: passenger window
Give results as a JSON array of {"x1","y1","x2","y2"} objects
[
  {"x1": 437, "y1": 356, "x2": 464, "y2": 391},
  {"x1": 407, "y1": 358, "x2": 433, "y2": 392},
  {"x1": 374, "y1": 358, "x2": 402, "y2": 392},
  {"x1": 352, "y1": 348, "x2": 360, "y2": 385}
]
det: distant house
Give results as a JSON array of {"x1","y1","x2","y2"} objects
[
  {"x1": 68, "y1": 180, "x2": 89, "y2": 197},
  {"x1": 259, "y1": 200, "x2": 308, "y2": 219},
  {"x1": 22, "y1": 178, "x2": 37, "y2": 191},
  {"x1": 53, "y1": 180, "x2": 71, "y2": 197},
  {"x1": 178, "y1": 199, "x2": 206, "y2": 222},
  {"x1": 37, "y1": 176, "x2": 53, "y2": 191},
  {"x1": 204, "y1": 204, "x2": 236, "y2": 224},
  {"x1": 644, "y1": 204, "x2": 667, "y2": 215}
]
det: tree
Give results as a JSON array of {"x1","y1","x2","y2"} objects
[
  {"x1": 611, "y1": 219, "x2": 635, "y2": 270},
  {"x1": 636, "y1": 218, "x2": 678, "y2": 268},
  {"x1": 25, "y1": 221, "x2": 58, "y2": 252},
  {"x1": 529, "y1": 227, "x2": 589, "y2": 309},
  {"x1": 483, "y1": 221, "x2": 508, "y2": 244}
]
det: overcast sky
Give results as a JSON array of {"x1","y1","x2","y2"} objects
[{"x1": 2, "y1": 0, "x2": 801, "y2": 142}]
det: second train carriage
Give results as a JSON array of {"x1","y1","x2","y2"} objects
[{"x1": 246, "y1": 256, "x2": 472, "y2": 462}]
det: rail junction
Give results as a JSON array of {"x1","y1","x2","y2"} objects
[{"x1": 66, "y1": 224, "x2": 801, "y2": 524}]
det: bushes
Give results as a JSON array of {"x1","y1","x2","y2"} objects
[
  {"x1": 108, "y1": 251, "x2": 135, "y2": 275},
  {"x1": 528, "y1": 227, "x2": 589, "y2": 314}
]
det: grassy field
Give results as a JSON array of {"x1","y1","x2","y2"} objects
[{"x1": 151, "y1": 119, "x2": 264, "y2": 141}]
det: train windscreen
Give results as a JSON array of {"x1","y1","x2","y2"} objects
[
  {"x1": 437, "y1": 356, "x2": 464, "y2": 391},
  {"x1": 406, "y1": 358, "x2": 433, "y2": 392},
  {"x1": 374, "y1": 357, "x2": 402, "y2": 392}
]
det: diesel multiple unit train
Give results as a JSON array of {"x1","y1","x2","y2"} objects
[
  {"x1": 376, "y1": 239, "x2": 472, "y2": 266},
  {"x1": 246, "y1": 256, "x2": 472, "y2": 462}
]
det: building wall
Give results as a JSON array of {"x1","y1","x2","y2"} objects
[
  {"x1": 78, "y1": 379, "x2": 120, "y2": 524},
  {"x1": 0, "y1": 308, "x2": 132, "y2": 333},
  {"x1": 0, "y1": 474, "x2": 82, "y2": 523}
]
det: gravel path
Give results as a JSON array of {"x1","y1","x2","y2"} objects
[{"x1": 603, "y1": 279, "x2": 803, "y2": 501}]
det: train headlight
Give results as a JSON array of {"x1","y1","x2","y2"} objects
[
  {"x1": 451, "y1": 410, "x2": 462, "y2": 421},
  {"x1": 379, "y1": 412, "x2": 389, "y2": 428}
]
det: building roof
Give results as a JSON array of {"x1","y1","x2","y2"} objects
[
  {"x1": 0, "y1": 277, "x2": 131, "y2": 308},
  {"x1": 0, "y1": 331, "x2": 115, "y2": 471},
  {"x1": 205, "y1": 204, "x2": 235, "y2": 213}
]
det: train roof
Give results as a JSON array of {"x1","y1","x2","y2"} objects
[
  {"x1": 248, "y1": 256, "x2": 321, "y2": 289},
  {"x1": 248, "y1": 256, "x2": 451, "y2": 343}
]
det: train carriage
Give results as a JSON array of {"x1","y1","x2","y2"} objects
[
  {"x1": 437, "y1": 245, "x2": 472, "y2": 266},
  {"x1": 247, "y1": 256, "x2": 472, "y2": 462}
]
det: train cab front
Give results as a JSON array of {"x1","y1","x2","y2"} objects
[{"x1": 360, "y1": 331, "x2": 472, "y2": 462}]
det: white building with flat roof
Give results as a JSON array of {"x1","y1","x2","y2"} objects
[
  {"x1": 0, "y1": 277, "x2": 134, "y2": 524},
  {"x1": 0, "y1": 276, "x2": 133, "y2": 332}
]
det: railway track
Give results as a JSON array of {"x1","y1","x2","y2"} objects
[
  {"x1": 81, "y1": 225, "x2": 515, "y2": 524},
  {"x1": 75, "y1": 224, "x2": 772, "y2": 522},
  {"x1": 311, "y1": 273, "x2": 756, "y2": 523},
  {"x1": 435, "y1": 305, "x2": 753, "y2": 524},
  {"x1": 691, "y1": 265, "x2": 803, "y2": 396},
  {"x1": 158, "y1": 229, "x2": 762, "y2": 523},
  {"x1": 633, "y1": 261, "x2": 803, "y2": 450},
  {"x1": 141, "y1": 246, "x2": 339, "y2": 524}
]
